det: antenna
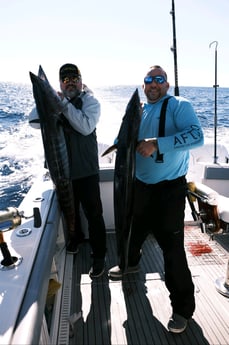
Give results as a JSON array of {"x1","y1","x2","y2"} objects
[{"x1": 209, "y1": 41, "x2": 219, "y2": 164}]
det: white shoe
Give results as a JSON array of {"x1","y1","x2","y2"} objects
[{"x1": 108, "y1": 265, "x2": 139, "y2": 278}]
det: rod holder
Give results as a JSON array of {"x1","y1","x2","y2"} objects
[{"x1": 0, "y1": 231, "x2": 22, "y2": 270}]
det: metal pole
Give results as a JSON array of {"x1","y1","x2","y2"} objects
[
  {"x1": 170, "y1": 0, "x2": 179, "y2": 96},
  {"x1": 209, "y1": 41, "x2": 219, "y2": 164}
]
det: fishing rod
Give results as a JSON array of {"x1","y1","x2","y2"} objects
[
  {"x1": 170, "y1": 0, "x2": 179, "y2": 96},
  {"x1": 209, "y1": 41, "x2": 219, "y2": 164}
]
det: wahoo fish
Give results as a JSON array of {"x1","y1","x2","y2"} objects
[
  {"x1": 104, "y1": 89, "x2": 142, "y2": 270},
  {"x1": 29, "y1": 67, "x2": 75, "y2": 240}
]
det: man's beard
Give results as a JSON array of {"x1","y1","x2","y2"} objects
[{"x1": 63, "y1": 87, "x2": 80, "y2": 99}]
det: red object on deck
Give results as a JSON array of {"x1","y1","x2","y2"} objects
[{"x1": 188, "y1": 241, "x2": 213, "y2": 256}]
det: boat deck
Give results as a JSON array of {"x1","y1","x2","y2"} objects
[{"x1": 67, "y1": 225, "x2": 229, "y2": 345}]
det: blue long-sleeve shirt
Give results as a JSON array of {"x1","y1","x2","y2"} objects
[{"x1": 136, "y1": 94, "x2": 204, "y2": 184}]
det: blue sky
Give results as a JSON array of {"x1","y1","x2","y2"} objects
[{"x1": 1, "y1": 0, "x2": 228, "y2": 88}]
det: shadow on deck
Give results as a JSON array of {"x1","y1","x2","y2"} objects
[{"x1": 69, "y1": 226, "x2": 229, "y2": 345}]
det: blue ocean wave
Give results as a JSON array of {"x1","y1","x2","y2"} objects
[{"x1": 0, "y1": 82, "x2": 229, "y2": 210}]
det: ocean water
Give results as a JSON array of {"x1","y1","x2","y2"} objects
[{"x1": 0, "y1": 82, "x2": 229, "y2": 210}]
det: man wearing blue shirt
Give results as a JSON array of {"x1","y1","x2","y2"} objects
[{"x1": 109, "y1": 65, "x2": 204, "y2": 333}]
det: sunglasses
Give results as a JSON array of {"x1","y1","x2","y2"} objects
[
  {"x1": 61, "y1": 76, "x2": 81, "y2": 84},
  {"x1": 144, "y1": 75, "x2": 166, "y2": 84}
]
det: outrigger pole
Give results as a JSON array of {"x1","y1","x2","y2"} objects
[
  {"x1": 209, "y1": 41, "x2": 219, "y2": 164},
  {"x1": 170, "y1": 0, "x2": 179, "y2": 96}
]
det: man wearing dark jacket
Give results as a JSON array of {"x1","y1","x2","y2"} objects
[{"x1": 29, "y1": 63, "x2": 106, "y2": 278}]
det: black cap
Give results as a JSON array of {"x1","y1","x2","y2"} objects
[{"x1": 59, "y1": 63, "x2": 81, "y2": 79}]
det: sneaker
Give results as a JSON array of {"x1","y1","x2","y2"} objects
[
  {"x1": 108, "y1": 265, "x2": 139, "y2": 279},
  {"x1": 66, "y1": 241, "x2": 79, "y2": 254},
  {"x1": 167, "y1": 313, "x2": 188, "y2": 333},
  {"x1": 89, "y1": 258, "x2": 105, "y2": 278}
]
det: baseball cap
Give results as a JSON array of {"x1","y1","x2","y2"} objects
[{"x1": 59, "y1": 63, "x2": 81, "y2": 79}]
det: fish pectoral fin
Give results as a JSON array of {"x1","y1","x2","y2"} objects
[{"x1": 101, "y1": 144, "x2": 117, "y2": 156}]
